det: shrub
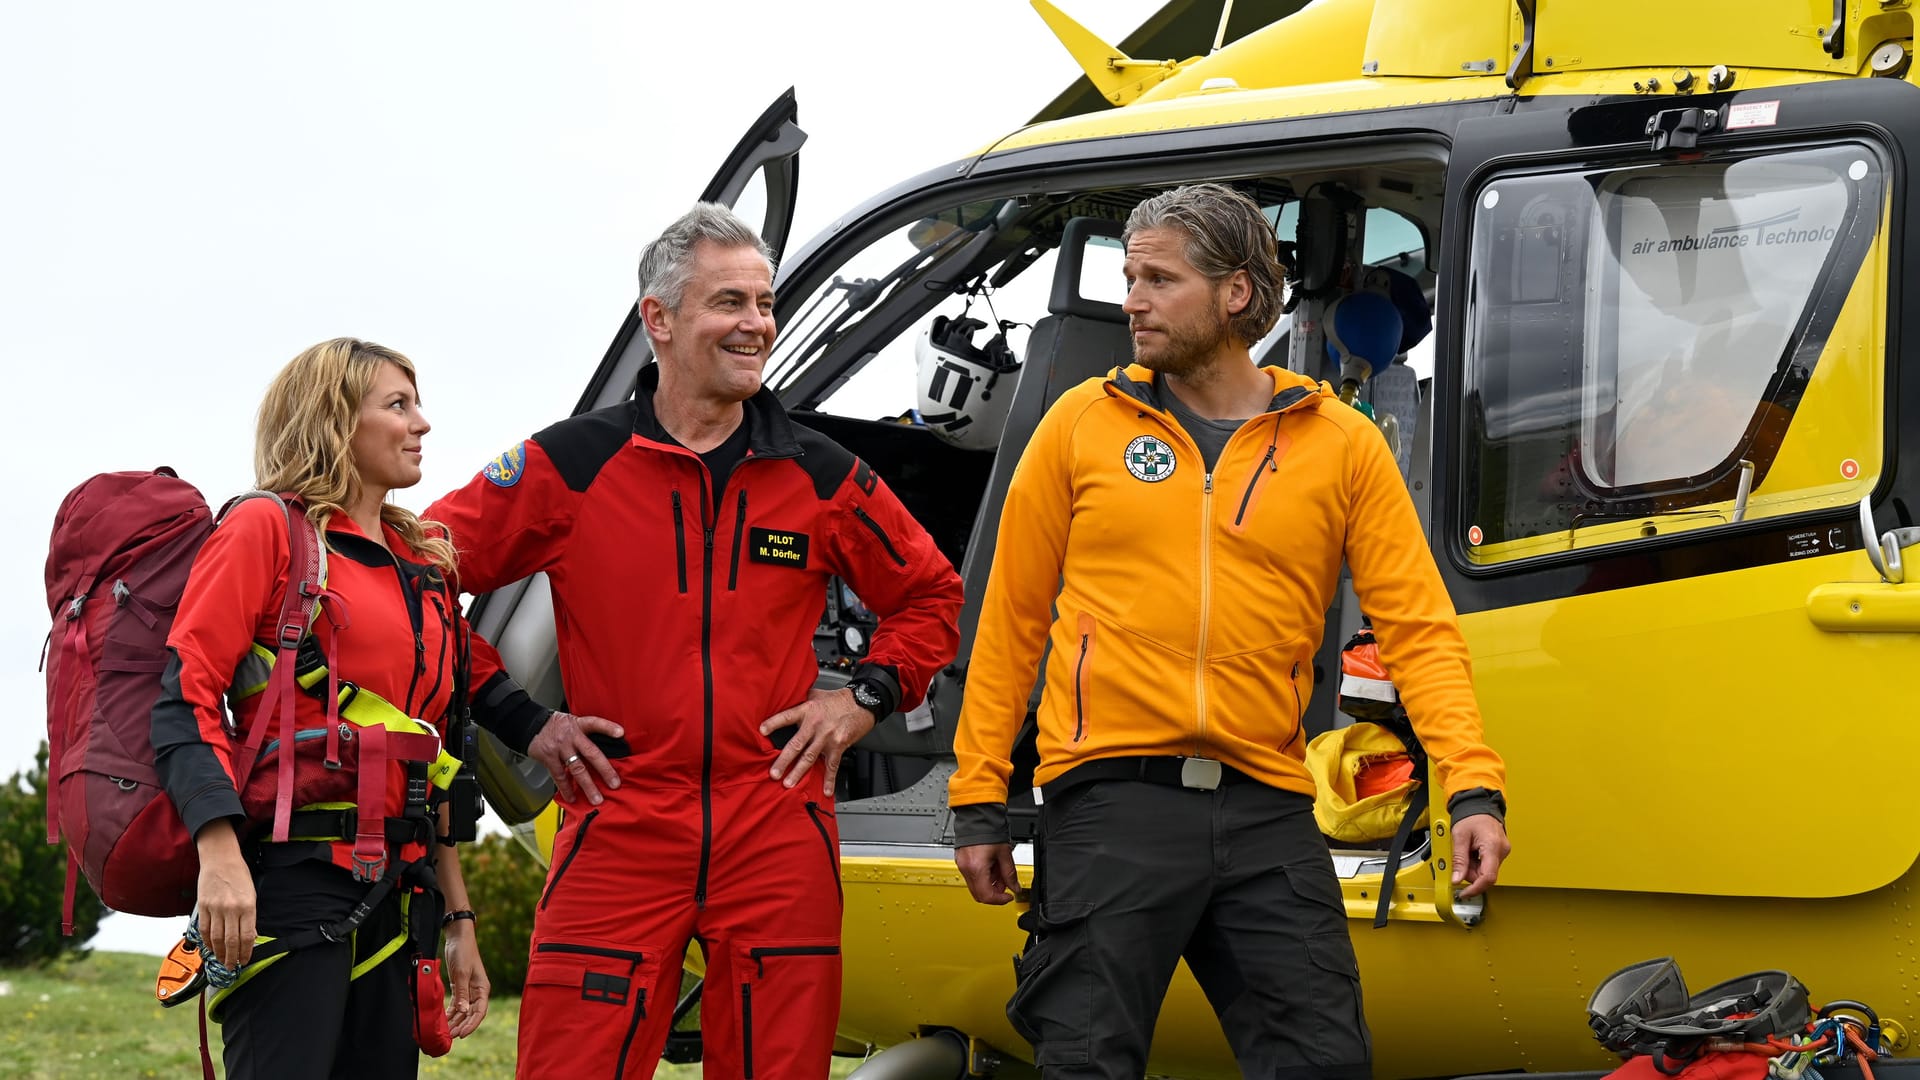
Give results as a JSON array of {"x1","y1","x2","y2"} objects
[
  {"x1": 0, "y1": 743, "x2": 105, "y2": 966},
  {"x1": 456, "y1": 829, "x2": 547, "y2": 994}
]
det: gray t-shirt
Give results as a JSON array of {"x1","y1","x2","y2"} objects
[{"x1": 1155, "y1": 379, "x2": 1250, "y2": 473}]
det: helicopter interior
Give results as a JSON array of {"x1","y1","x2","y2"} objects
[{"x1": 773, "y1": 158, "x2": 1447, "y2": 863}]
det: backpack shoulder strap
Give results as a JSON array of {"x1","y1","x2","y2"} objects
[
  {"x1": 221, "y1": 492, "x2": 327, "y2": 843},
  {"x1": 217, "y1": 492, "x2": 328, "y2": 628}
]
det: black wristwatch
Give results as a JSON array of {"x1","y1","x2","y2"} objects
[{"x1": 847, "y1": 678, "x2": 888, "y2": 721}]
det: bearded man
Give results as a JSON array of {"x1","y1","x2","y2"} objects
[{"x1": 947, "y1": 183, "x2": 1510, "y2": 1078}]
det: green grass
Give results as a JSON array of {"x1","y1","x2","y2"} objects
[{"x1": 0, "y1": 952, "x2": 861, "y2": 1078}]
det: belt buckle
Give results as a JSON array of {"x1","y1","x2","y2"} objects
[{"x1": 1179, "y1": 757, "x2": 1222, "y2": 791}]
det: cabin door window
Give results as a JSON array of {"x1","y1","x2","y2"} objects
[{"x1": 1455, "y1": 143, "x2": 1888, "y2": 566}]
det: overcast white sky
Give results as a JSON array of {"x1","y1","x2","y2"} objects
[{"x1": 5, "y1": 1, "x2": 1167, "y2": 952}]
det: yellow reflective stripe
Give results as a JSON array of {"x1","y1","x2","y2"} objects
[
  {"x1": 230, "y1": 644, "x2": 275, "y2": 700},
  {"x1": 350, "y1": 931, "x2": 408, "y2": 981},
  {"x1": 337, "y1": 692, "x2": 461, "y2": 790},
  {"x1": 208, "y1": 923, "x2": 408, "y2": 1014},
  {"x1": 207, "y1": 934, "x2": 284, "y2": 1019},
  {"x1": 228, "y1": 649, "x2": 463, "y2": 791},
  {"x1": 427, "y1": 751, "x2": 459, "y2": 790}
]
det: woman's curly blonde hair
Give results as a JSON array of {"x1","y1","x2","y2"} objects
[{"x1": 253, "y1": 337, "x2": 456, "y2": 573}]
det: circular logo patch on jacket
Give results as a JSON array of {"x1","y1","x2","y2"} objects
[
  {"x1": 1124, "y1": 435, "x2": 1176, "y2": 482},
  {"x1": 483, "y1": 442, "x2": 527, "y2": 487}
]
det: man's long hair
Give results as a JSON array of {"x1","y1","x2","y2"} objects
[{"x1": 1123, "y1": 183, "x2": 1287, "y2": 346}]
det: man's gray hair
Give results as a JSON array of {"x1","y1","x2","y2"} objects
[
  {"x1": 1122, "y1": 184, "x2": 1286, "y2": 347},
  {"x1": 637, "y1": 202, "x2": 776, "y2": 311}
]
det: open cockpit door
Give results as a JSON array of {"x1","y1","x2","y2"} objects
[
  {"x1": 574, "y1": 88, "x2": 805, "y2": 415},
  {"x1": 469, "y1": 90, "x2": 805, "y2": 830},
  {"x1": 1431, "y1": 80, "x2": 1920, "y2": 900}
]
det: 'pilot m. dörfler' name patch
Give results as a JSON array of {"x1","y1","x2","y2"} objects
[
  {"x1": 749, "y1": 527, "x2": 809, "y2": 568},
  {"x1": 483, "y1": 442, "x2": 527, "y2": 487}
]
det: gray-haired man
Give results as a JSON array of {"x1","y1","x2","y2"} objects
[{"x1": 432, "y1": 203, "x2": 963, "y2": 1077}]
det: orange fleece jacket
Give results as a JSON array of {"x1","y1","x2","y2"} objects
[{"x1": 949, "y1": 364, "x2": 1506, "y2": 809}]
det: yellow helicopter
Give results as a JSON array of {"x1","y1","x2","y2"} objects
[{"x1": 466, "y1": 0, "x2": 1920, "y2": 1075}]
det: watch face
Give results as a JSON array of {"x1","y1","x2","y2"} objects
[{"x1": 851, "y1": 683, "x2": 881, "y2": 709}]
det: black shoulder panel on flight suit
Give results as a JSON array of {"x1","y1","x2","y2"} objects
[
  {"x1": 533, "y1": 403, "x2": 637, "y2": 493},
  {"x1": 791, "y1": 425, "x2": 858, "y2": 502}
]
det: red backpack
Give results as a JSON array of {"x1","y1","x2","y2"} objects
[{"x1": 42, "y1": 468, "x2": 319, "y2": 931}]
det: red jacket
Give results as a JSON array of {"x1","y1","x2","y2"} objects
[
  {"x1": 428, "y1": 367, "x2": 964, "y2": 789},
  {"x1": 152, "y1": 499, "x2": 545, "y2": 872}
]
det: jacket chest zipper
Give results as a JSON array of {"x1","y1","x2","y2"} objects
[
  {"x1": 418, "y1": 592, "x2": 451, "y2": 719},
  {"x1": 1138, "y1": 406, "x2": 1216, "y2": 755},
  {"x1": 728, "y1": 488, "x2": 748, "y2": 591},
  {"x1": 1196, "y1": 471, "x2": 1213, "y2": 753},
  {"x1": 1234, "y1": 442, "x2": 1280, "y2": 526},
  {"x1": 372, "y1": 553, "x2": 428, "y2": 715},
  {"x1": 670, "y1": 492, "x2": 689, "y2": 594}
]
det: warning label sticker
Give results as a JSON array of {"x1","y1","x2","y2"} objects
[{"x1": 1725, "y1": 101, "x2": 1781, "y2": 130}]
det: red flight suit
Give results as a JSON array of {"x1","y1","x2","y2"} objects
[{"x1": 430, "y1": 366, "x2": 962, "y2": 1077}]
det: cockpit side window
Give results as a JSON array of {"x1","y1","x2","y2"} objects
[
  {"x1": 1456, "y1": 143, "x2": 1887, "y2": 566},
  {"x1": 764, "y1": 200, "x2": 1040, "y2": 421}
]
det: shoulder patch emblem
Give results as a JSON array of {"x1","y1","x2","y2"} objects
[
  {"x1": 852, "y1": 458, "x2": 878, "y2": 496},
  {"x1": 1124, "y1": 435, "x2": 1176, "y2": 483},
  {"x1": 483, "y1": 442, "x2": 528, "y2": 488}
]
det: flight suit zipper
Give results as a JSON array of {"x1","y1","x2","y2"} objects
[
  {"x1": 741, "y1": 982, "x2": 755, "y2": 1077},
  {"x1": 540, "y1": 807, "x2": 599, "y2": 911},
  {"x1": 695, "y1": 478, "x2": 716, "y2": 908},
  {"x1": 748, "y1": 944, "x2": 842, "y2": 974},
  {"x1": 728, "y1": 489, "x2": 749, "y2": 590},
  {"x1": 671, "y1": 492, "x2": 689, "y2": 594},
  {"x1": 852, "y1": 507, "x2": 907, "y2": 566},
  {"x1": 740, "y1": 944, "x2": 842, "y2": 1077},
  {"x1": 805, "y1": 801, "x2": 841, "y2": 905}
]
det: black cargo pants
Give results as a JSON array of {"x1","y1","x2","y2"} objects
[
  {"x1": 1006, "y1": 773, "x2": 1372, "y2": 1079},
  {"x1": 218, "y1": 858, "x2": 420, "y2": 1080}
]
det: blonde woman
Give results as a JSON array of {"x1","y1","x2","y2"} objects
[{"x1": 152, "y1": 338, "x2": 552, "y2": 1078}]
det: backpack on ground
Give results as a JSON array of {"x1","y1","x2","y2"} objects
[{"x1": 42, "y1": 468, "x2": 320, "y2": 931}]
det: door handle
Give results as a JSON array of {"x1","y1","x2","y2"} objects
[
  {"x1": 1806, "y1": 583, "x2": 1920, "y2": 632},
  {"x1": 1858, "y1": 495, "x2": 1920, "y2": 584}
]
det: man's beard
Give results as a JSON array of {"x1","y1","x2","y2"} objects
[{"x1": 1133, "y1": 310, "x2": 1230, "y2": 379}]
